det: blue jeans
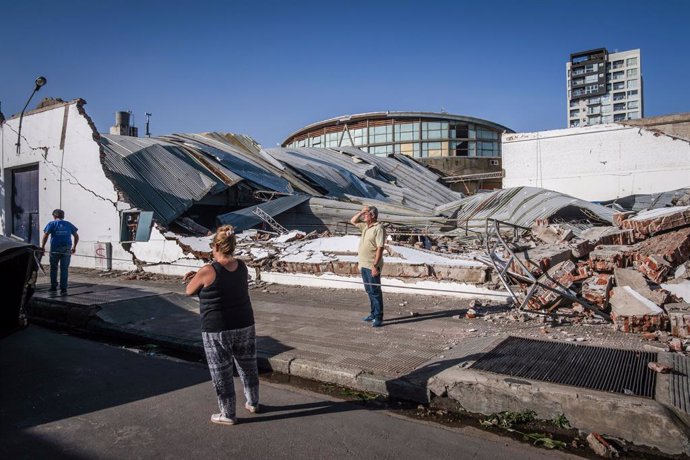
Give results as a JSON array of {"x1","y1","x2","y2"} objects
[
  {"x1": 361, "y1": 268, "x2": 383, "y2": 320},
  {"x1": 49, "y1": 245, "x2": 72, "y2": 291}
]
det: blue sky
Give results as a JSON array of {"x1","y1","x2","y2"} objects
[{"x1": 2, "y1": 0, "x2": 689, "y2": 146}]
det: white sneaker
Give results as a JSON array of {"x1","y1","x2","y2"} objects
[
  {"x1": 244, "y1": 402, "x2": 259, "y2": 414},
  {"x1": 211, "y1": 413, "x2": 237, "y2": 425}
]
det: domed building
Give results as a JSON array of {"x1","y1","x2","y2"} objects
[{"x1": 282, "y1": 111, "x2": 513, "y2": 193}]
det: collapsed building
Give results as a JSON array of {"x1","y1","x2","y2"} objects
[
  {"x1": 1, "y1": 99, "x2": 506, "y2": 297},
  {"x1": 2, "y1": 99, "x2": 690, "y2": 342}
]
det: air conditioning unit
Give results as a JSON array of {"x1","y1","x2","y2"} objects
[{"x1": 490, "y1": 159, "x2": 500, "y2": 166}]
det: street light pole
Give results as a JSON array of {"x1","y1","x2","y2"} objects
[{"x1": 15, "y1": 76, "x2": 47, "y2": 154}]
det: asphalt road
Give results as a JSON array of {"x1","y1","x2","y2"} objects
[{"x1": 1, "y1": 326, "x2": 580, "y2": 460}]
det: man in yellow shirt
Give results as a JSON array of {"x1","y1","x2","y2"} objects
[{"x1": 350, "y1": 206, "x2": 386, "y2": 327}]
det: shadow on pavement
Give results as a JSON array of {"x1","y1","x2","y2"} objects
[
  {"x1": 383, "y1": 308, "x2": 469, "y2": 325},
  {"x1": 239, "y1": 399, "x2": 379, "y2": 424},
  {"x1": 0, "y1": 325, "x2": 210, "y2": 432}
]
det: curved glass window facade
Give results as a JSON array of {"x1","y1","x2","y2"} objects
[{"x1": 283, "y1": 113, "x2": 509, "y2": 159}]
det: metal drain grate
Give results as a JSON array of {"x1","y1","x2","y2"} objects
[
  {"x1": 671, "y1": 354, "x2": 690, "y2": 413},
  {"x1": 471, "y1": 336, "x2": 657, "y2": 398}
]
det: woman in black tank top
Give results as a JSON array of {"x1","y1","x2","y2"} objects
[{"x1": 184, "y1": 225, "x2": 259, "y2": 425}]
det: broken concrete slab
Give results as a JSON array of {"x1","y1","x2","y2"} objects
[
  {"x1": 620, "y1": 206, "x2": 690, "y2": 236},
  {"x1": 580, "y1": 226, "x2": 636, "y2": 246},
  {"x1": 610, "y1": 286, "x2": 665, "y2": 317},
  {"x1": 610, "y1": 286, "x2": 668, "y2": 333},
  {"x1": 614, "y1": 268, "x2": 669, "y2": 306},
  {"x1": 589, "y1": 245, "x2": 637, "y2": 272},
  {"x1": 662, "y1": 279, "x2": 690, "y2": 303}
]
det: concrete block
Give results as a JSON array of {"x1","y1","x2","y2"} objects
[
  {"x1": 610, "y1": 286, "x2": 668, "y2": 333},
  {"x1": 614, "y1": 268, "x2": 669, "y2": 305},
  {"x1": 610, "y1": 286, "x2": 665, "y2": 317},
  {"x1": 569, "y1": 238, "x2": 592, "y2": 258}
]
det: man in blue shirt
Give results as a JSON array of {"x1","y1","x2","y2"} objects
[{"x1": 41, "y1": 209, "x2": 79, "y2": 294}]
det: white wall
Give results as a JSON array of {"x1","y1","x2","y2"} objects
[
  {"x1": 1, "y1": 101, "x2": 136, "y2": 270},
  {"x1": 503, "y1": 123, "x2": 690, "y2": 201},
  {"x1": 1, "y1": 101, "x2": 204, "y2": 275}
]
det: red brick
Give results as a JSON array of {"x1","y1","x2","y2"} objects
[
  {"x1": 582, "y1": 274, "x2": 613, "y2": 307},
  {"x1": 648, "y1": 362, "x2": 673, "y2": 373},
  {"x1": 611, "y1": 312, "x2": 669, "y2": 333},
  {"x1": 621, "y1": 206, "x2": 690, "y2": 235},
  {"x1": 613, "y1": 211, "x2": 636, "y2": 227},
  {"x1": 527, "y1": 260, "x2": 576, "y2": 310},
  {"x1": 634, "y1": 227, "x2": 690, "y2": 283},
  {"x1": 589, "y1": 245, "x2": 637, "y2": 272},
  {"x1": 669, "y1": 338, "x2": 684, "y2": 352}
]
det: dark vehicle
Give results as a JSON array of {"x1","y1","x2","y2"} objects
[{"x1": 0, "y1": 236, "x2": 38, "y2": 337}]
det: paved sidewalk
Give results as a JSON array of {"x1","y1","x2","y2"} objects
[{"x1": 27, "y1": 270, "x2": 690, "y2": 456}]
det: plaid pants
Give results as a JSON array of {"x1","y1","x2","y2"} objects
[{"x1": 202, "y1": 325, "x2": 259, "y2": 418}]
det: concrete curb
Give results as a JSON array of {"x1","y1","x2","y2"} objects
[{"x1": 428, "y1": 367, "x2": 690, "y2": 456}]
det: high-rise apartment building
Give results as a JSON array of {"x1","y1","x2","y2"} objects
[{"x1": 566, "y1": 48, "x2": 643, "y2": 127}]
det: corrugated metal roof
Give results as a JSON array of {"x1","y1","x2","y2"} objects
[
  {"x1": 602, "y1": 188, "x2": 690, "y2": 212},
  {"x1": 334, "y1": 147, "x2": 464, "y2": 208},
  {"x1": 216, "y1": 194, "x2": 311, "y2": 230},
  {"x1": 262, "y1": 147, "x2": 462, "y2": 212},
  {"x1": 101, "y1": 135, "x2": 225, "y2": 225},
  {"x1": 166, "y1": 134, "x2": 293, "y2": 194},
  {"x1": 99, "y1": 133, "x2": 465, "y2": 231},
  {"x1": 455, "y1": 187, "x2": 614, "y2": 232}
]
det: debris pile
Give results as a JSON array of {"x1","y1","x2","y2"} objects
[{"x1": 490, "y1": 199, "x2": 690, "y2": 344}]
